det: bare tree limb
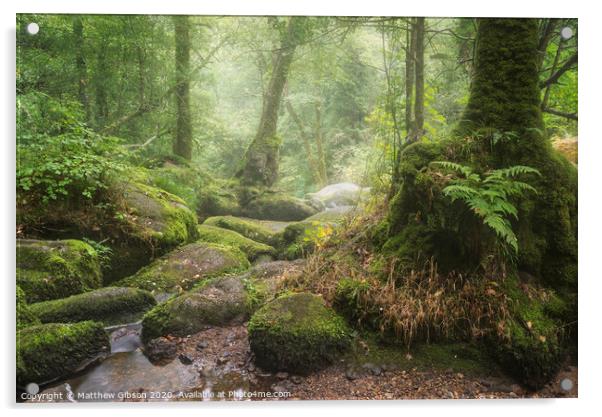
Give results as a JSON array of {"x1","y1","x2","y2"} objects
[
  {"x1": 540, "y1": 53, "x2": 577, "y2": 88},
  {"x1": 542, "y1": 107, "x2": 578, "y2": 120}
]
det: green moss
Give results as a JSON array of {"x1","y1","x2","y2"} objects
[
  {"x1": 17, "y1": 239, "x2": 102, "y2": 303},
  {"x1": 142, "y1": 164, "x2": 213, "y2": 212},
  {"x1": 197, "y1": 225, "x2": 276, "y2": 261},
  {"x1": 488, "y1": 275, "x2": 565, "y2": 389},
  {"x1": 203, "y1": 215, "x2": 276, "y2": 245},
  {"x1": 243, "y1": 193, "x2": 318, "y2": 221},
  {"x1": 105, "y1": 180, "x2": 200, "y2": 282},
  {"x1": 16, "y1": 321, "x2": 109, "y2": 386},
  {"x1": 346, "y1": 332, "x2": 495, "y2": 376},
  {"x1": 141, "y1": 275, "x2": 251, "y2": 343},
  {"x1": 29, "y1": 287, "x2": 156, "y2": 326},
  {"x1": 196, "y1": 179, "x2": 243, "y2": 221},
  {"x1": 17, "y1": 286, "x2": 40, "y2": 330},
  {"x1": 248, "y1": 292, "x2": 352, "y2": 373},
  {"x1": 114, "y1": 242, "x2": 250, "y2": 292},
  {"x1": 275, "y1": 221, "x2": 332, "y2": 260}
]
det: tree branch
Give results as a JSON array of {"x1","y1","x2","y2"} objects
[
  {"x1": 542, "y1": 107, "x2": 578, "y2": 120},
  {"x1": 540, "y1": 53, "x2": 577, "y2": 88}
]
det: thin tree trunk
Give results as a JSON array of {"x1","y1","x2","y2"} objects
[
  {"x1": 237, "y1": 17, "x2": 303, "y2": 187},
  {"x1": 314, "y1": 103, "x2": 328, "y2": 186},
  {"x1": 285, "y1": 100, "x2": 323, "y2": 185},
  {"x1": 72, "y1": 16, "x2": 90, "y2": 123},
  {"x1": 404, "y1": 18, "x2": 416, "y2": 136},
  {"x1": 537, "y1": 18, "x2": 558, "y2": 70},
  {"x1": 94, "y1": 45, "x2": 109, "y2": 128},
  {"x1": 411, "y1": 17, "x2": 425, "y2": 142},
  {"x1": 173, "y1": 15, "x2": 192, "y2": 161},
  {"x1": 541, "y1": 36, "x2": 565, "y2": 111}
]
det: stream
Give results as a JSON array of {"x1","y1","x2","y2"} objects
[{"x1": 35, "y1": 321, "x2": 282, "y2": 402}]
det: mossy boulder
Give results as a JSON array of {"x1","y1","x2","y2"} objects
[
  {"x1": 203, "y1": 215, "x2": 276, "y2": 245},
  {"x1": 141, "y1": 276, "x2": 250, "y2": 343},
  {"x1": 16, "y1": 321, "x2": 109, "y2": 386},
  {"x1": 275, "y1": 221, "x2": 332, "y2": 260},
  {"x1": 196, "y1": 180, "x2": 243, "y2": 221},
  {"x1": 197, "y1": 224, "x2": 276, "y2": 261},
  {"x1": 138, "y1": 163, "x2": 214, "y2": 212},
  {"x1": 17, "y1": 286, "x2": 40, "y2": 330},
  {"x1": 242, "y1": 193, "x2": 318, "y2": 221},
  {"x1": 17, "y1": 239, "x2": 102, "y2": 303},
  {"x1": 141, "y1": 260, "x2": 302, "y2": 343},
  {"x1": 29, "y1": 287, "x2": 156, "y2": 326},
  {"x1": 248, "y1": 292, "x2": 352, "y2": 373},
  {"x1": 114, "y1": 242, "x2": 249, "y2": 293}
]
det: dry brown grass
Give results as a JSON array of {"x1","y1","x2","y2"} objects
[{"x1": 284, "y1": 203, "x2": 512, "y2": 349}]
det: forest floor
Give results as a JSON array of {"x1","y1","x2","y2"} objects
[{"x1": 172, "y1": 324, "x2": 578, "y2": 401}]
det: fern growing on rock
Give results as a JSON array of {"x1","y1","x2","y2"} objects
[{"x1": 431, "y1": 161, "x2": 540, "y2": 255}]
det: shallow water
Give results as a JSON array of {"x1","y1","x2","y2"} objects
[{"x1": 34, "y1": 323, "x2": 279, "y2": 402}]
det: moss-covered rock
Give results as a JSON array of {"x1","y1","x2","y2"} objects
[
  {"x1": 274, "y1": 221, "x2": 332, "y2": 260},
  {"x1": 197, "y1": 225, "x2": 276, "y2": 261},
  {"x1": 203, "y1": 215, "x2": 276, "y2": 245},
  {"x1": 114, "y1": 242, "x2": 249, "y2": 293},
  {"x1": 101, "y1": 180, "x2": 200, "y2": 282},
  {"x1": 196, "y1": 180, "x2": 243, "y2": 221},
  {"x1": 16, "y1": 321, "x2": 109, "y2": 386},
  {"x1": 248, "y1": 292, "x2": 352, "y2": 373},
  {"x1": 243, "y1": 193, "x2": 318, "y2": 221},
  {"x1": 17, "y1": 286, "x2": 40, "y2": 330},
  {"x1": 140, "y1": 163, "x2": 214, "y2": 212},
  {"x1": 29, "y1": 287, "x2": 156, "y2": 326},
  {"x1": 17, "y1": 239, "x2": 102, "y2": 303},
  {"x1": 141, "y1": 276, "x2": 250, "y2": 343},
  {"x1": 141, "y1": 260, "x2": 303, "y2": 343}
]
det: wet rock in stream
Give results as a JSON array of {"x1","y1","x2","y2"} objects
[{"x1": 145, "y1": 337, "x2": 177, "y2": 364}]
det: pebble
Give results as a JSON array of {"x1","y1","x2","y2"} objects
[
  {"x1": 178, "y1": 353, "x2": 193, "y2": 365},
  {"x1": 276, "y1": 372, "x2": 289, "y2": 380},
  {"x1": 196, "y1": 341, "x2": 208, "y2": 351}
]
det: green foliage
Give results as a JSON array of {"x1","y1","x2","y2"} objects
[
  {"x1": 432, "y1": 161, "x2": 540, "y2": 254},
  {"x1": 17, "y1": 92, "x2": 125, "y2": 204}
]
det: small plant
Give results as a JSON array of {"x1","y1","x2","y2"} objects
[
  {"x1": 431, "y1": 161, "x2": 540, "y2": 254},
  {"x1": 82, "y1": 238, "x2": 113, "y2": 268}
]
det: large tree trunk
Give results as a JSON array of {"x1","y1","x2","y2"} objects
[
  {"x1": 457, "y1": 19, "x2": 546, "y2": 162},
  {"x1": 72, "y1": 16, "x2": 90, "y2": 123},
  {"x1": 173, "y1": 15, "x2": 192, "y2": 161},
  {"x1": 237, "y1": 17, "x2": 302, "y2": 187}
]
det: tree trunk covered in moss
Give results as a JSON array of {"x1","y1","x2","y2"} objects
[
  {"x1": 237, "y1": 17, "x2": 303, "y2": 187},
  {"x1": 385, "y1": 18, "x2": 577, "y2": 388},
  {"x1": 173, "y1": 16, "x2": 192, "y2": 161},
  {"x1": 457, "y1": 19, "x2": 577, "y2": 290},
  {"x1": 457, "y1": 19, "x2": 546, "y2": 163}
]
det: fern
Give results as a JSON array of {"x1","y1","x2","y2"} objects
[{"x1": 432, "y1": 161, "x2": 540, "y2": 255}]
